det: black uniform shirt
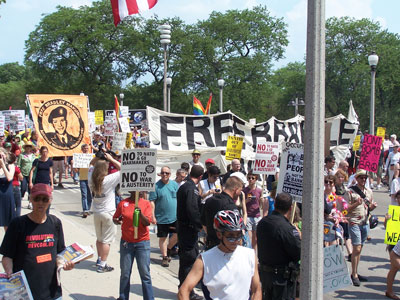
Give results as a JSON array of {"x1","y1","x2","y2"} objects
[
  {"x1": 257, "y1": 210, "x2": 301, "y2": 267},
  {"x1": 177, "y1": 178, "x2": 202, "y2": 231}
]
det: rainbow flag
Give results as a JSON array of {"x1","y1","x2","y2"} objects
[
  {"x1": 114, "y1": 95, "x2": 122, "y2": 119},
  {"x1": 205, "y1": 93, "x2": 212, "y2": 115},
  {"x1": 193, "y1": 96, "x2": 206, "y2": 115}
]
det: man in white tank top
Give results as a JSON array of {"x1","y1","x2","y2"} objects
[{"x1": 178, "y1": 210, "x2": 261, "y2": 300}]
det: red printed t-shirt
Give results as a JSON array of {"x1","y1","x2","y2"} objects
[
  {"x1": 12, "y1": 166, "x2": 21, "y2": 187},
  {"x1": 114, "y1": 198, "x2": 152, "y2": 243}
]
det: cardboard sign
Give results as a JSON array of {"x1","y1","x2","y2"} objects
[
  {"x1": 352, "y1": 135, "x2": 361, "y2": 151},
  {"x1": 120, "y1": 148, "x2": 157, "y2": 192},
  {"x1": 277, "y1": 142, "x2": 304, "y2": 202},
  {"x1": 253, "y1": 142, "x2": 280, "y2": 175},
  {"x1": 323, "y1": 245, "x2": 352, "y2": 293},
  {"x1": 377, "y1": 127, "x2": 385, "y2": 142},
  {"x1": 126, "y1": 132, "x2": 132, "y2": 149},
  {"x1": 119, "y1": 117, "x2": 131, "y2": 133},
  {"x1": 225, "y1": 136, "x2": 243, "y2": 160},
  {"x1": 358, "y1": 133, "x2": 382, "y2": 173},
  {"x1": 95, "y1": 110, "x2": 104, "y2": 125},
  {"x1": 112, "y1": 132, "x2": 127, "y2": 155},
  {"x1": 385, "y1": 205, "x2": 400, "y2": 245},
  {"x1": 72, "y1": 153, "x2": 94, "y2": 169},
  {"x1": 0, "y1": 116, "x2": 4, "y2": 136}
]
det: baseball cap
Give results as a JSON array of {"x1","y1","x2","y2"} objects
[
  {"x1": 391, "y1": 134, "x2": 397, "y2": 139},
  {"x1": 230, "y1": 172, "x2": 248, "y2": 185},
  {"x1": 205, "y1": 158, "x2": 215, "y2": 164},
  {"x1": 4, "y1": 142, "x2": 11, "y2": 148},
  {"x1": 31, "y1": 183, "x2": 52, "y2": 199},
  {"x1": 192, "y1": 149, "x2": 201, "y2": 155}
]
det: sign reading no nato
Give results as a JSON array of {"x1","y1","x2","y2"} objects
[{"x1": 120, "y1": 149, "x2": 157, "y2": 192}]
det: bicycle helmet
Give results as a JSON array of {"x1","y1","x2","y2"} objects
[
  {"x1": 213, "y1": 210, "x2": 245, "y2": 232},
  {"x1": 370, "y1": 215, "x2": 379, "y2": 229}
]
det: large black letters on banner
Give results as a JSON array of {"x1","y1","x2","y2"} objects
[
  {"x1": 338, "y1": 118, "x2": 357, "y2": 146},
  {"x1": 287, "y1": 122, "x2": 302, "y2": 143},
  {"x1": 251, "y1": 122, "x2": 272, "y2": 151},
  {"x1": 214, "y1": 114, "x2": 233, "y2": 147},
  {"x1": 161, "y1": 116, "x2": 184, "y2": 150},
  {"x1": 233, "y1": 116, "x2": 246, "y2": 150},
  {"x1": 274, "y1": 120, "x2": 289, "y2": 142},
  {"x1": 186, "y1": 117, "x2": 215, "y2": 149}
]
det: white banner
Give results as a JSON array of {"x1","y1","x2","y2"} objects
[
  {"x1": 0, "y1": 110, "x2": 25, "y2": 131},
  {"x1": 73, "y1": 153, "x2": 94, "y2": 169},
  {"x1": 120, "y1": 149, "x2": 157, "y2": 192},
  {"x1": 323, "y1": 245, "x2": 352, "y2": 293},
  {"x1": 88, "y1": 112, "x2": 95, "y2": 133},
  {"x1": 277, "y1": 142, "x2": 304, "y2": 202},
  {"x1": 120, "y1": 106, "x2": 129, "y2": 118},
  {"x1": 0, "y1": 116, "x2": 5, "y2": 136},
  {"x1": 112, "y1": 132, "x2": 127, "y2": 155},
  {"x1": 253, "y1": 142, "x2": 280, "y2": 175},
  {"x1": 104, "y1": 120, "x2": 117, "y2": 137},
  {"x1": 119, "y1": 117, "x2": 131, "y2": 133}
]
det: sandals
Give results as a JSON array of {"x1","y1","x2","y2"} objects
[{"x1": 386, "y1": 291, "x2": 400, "y2": 300}]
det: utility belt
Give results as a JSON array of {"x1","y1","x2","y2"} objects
[{"x1": 259, "y1": 262, "x2": 299, "y2": 282}]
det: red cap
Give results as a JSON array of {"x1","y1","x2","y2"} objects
[
  {"x1": 31, "y1": 184, "x2": 52, "y2": 199},
  {"x1": 205, "y1": 158, "x2": 215, "y2": 164}
]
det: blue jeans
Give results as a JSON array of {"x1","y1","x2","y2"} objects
[
  {"x1": 119, "y1": 239, "x2": 154, "y2": 300},
  {"x1": 21, "y1": 176, "x2": 30, "y2": 198},
  {"x1": 79, "y1": 180, "x2": 92, "y2": 212},
  {"x1": 13, "y1": 186, "x2": 21, "y2": 217}
]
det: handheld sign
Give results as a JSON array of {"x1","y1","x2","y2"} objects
[
  {"x1": 95, "y1": 110, "x2": 104, "y2": 125},
  {"x1": 376, "y1": 127, "x2": 385, "y2": 142},
  {"x1": 119, "y1": 117, "x2": 131, "y2": 133},
  {"x1": 103, "y1": 120, "x2": 115, "y2": 137},
  {"x1": 88, "y1": 112, "x2": 96, "y2": 133},
  {"x1": 277, "y1": 142, "x2": 304, "y2": 202},
  {"x1": 358, "y1": 133, "x2": 382, "y2": 173},
  {"x1": 253, "y1": 142, "x2": 279, "y2": 175},
  {"x1": 126, "y1": 132, "x2": 133, "y2": 149},
  {"x1": 0, "y1": 116, "x2": 5, "y2": 136},
  {"x1": 225, "y1": 136, "x2": 243, "y2": 161},
  {"x1": 72, "y1": 153, "x2": 94, "y2": 169},
  {"x1": 112, "y1": 132, "x2": 127, "y2": 155},
  {"x1": 323, "y1": 245, "x2": 352, "y2": 293},
  {"x1": 385, "y1": 205, "x2": 400, "y2": 245},
  {"x1": 352, "y1": 135, "x2": 361, "y2": 151}
]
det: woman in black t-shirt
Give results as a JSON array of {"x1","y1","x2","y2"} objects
[{"x1": 29, "y1": 146, "x2": 53, "y2": 190}]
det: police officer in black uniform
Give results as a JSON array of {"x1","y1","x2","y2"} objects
[
  {"x1": 256, "y1": 192, "x2": 301, "y2": 300},
  {"x1": 177, "y1": 165, "x2": 204, "y2": 300}
]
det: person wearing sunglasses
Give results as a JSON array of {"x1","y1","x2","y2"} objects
[
  {"x1": 0, "y1": 183, "x2": 74, "y2": 300},
  {"x1": 178, "y1": 210, "x2": 261, "y2": 300},
  {"x1": 149, "y1": 166, "x2": 179, "y2": 267}
]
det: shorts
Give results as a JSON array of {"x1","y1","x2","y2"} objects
[
  {"x1": 157, "y1": 221, "x2": 177, "y2": 238},
  {"x1": 53, "y1": 160, "x2": 65, "y2": 174},
  {"x1": 393, "y1": 240, "x2": 400, "y2": 256},
  {"x1": 246, "y1": 216, "x2": 261, "y2": 231},
  {"x1": 93, "y1": 211, "x2": 116, "y2": 244},
  {"x1": 349, "y1": 224, "x2": 369, "y2": 246}
]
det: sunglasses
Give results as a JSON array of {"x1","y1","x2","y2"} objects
[
  {"x1": 224, "y1": 234, "x2": 243, "y2": 243},
  {"x1": 358, "y1": 176, "x2": 368, "y2": 180},
  {"x1": 32, "y1": 196, "x2": 50, "y2": 203},
  {"x1": 161, "y1": 172, "x2": 170, "y2": 175},
  {"x1": 324, "y1": 180, "x2": 334, "y2": 185},
  {"x1": 248, "y1": 176, "x2": 257, "y2": 180}
]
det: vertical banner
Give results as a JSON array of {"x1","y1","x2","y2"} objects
[
  {"x1": 94, "y1": 110, "x2": 104, "y2": 125},
  {"x1": 358, "y1": 133, "x2": 383, "y2": 173},
  {"x1": 225, "y1": 136, "x2": 244, "y2": 160},
  {"x1": 120, "y1": 148, "x2": 157, "y2": 192},
  {"x1": 376, "y1": 127, "x2": 386, "y2": 142},
  {"x1": 352, "y1": 135, "x2": 361, "y2": 151},
  {"x1": 385, "y1": 205, "x2": 400, "y2": 245},
  {"x1": 26, "y1": 94, "x2": 90, "y2": 157},
  {"x1": 0, "y1": 116, "x2": 5, "y2": 136},
  {"x1": 323, "y1": 245, "x2": 352, "y2": 293},
  {"x1": 253, "y1": 142, "x2": 280, "y2": 175},
  {"x1": 277, "y1": 142, "x2": 304, "y2": 202},
  {"x1": 88, "y1": 112, "x2": 96, "y2": 133},
  {"x1": 112, "y1": 132, "x2": 127, "y2": 155}
]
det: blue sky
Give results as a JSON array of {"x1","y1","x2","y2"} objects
[{"x1": 0, "y1": 0, "x2": 399, "y2": 69}]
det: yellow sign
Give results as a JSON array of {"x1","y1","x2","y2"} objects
[
  {"x1": 126, "y1": 132, "x2": 132, "y2": 149},
  {"x1": 385, "y1": 205, "x2": 400, "y2": 245},
  {"x1": 95, "y1": 110, "x2": 104, "y2": 125},
  {"x1": 377, "y1": 127, "x2": 386, "y2": 142},
  {"x1": 225, "y1": 136, "x2": 244, "y2": 160},
  {"x1": 352, "y1": 135, "x2": 361, "y2": 151}
]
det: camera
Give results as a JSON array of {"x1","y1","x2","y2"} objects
[{"x1": 215, "y1": 189, "x2": 221, "y2": 193}]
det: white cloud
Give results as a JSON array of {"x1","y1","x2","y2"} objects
[
  {"x1": 375, "y1": 16, "x2": 387, "y2": 29},
  {"x1": 244, "y1": 0, "x2": 258, "y2": 9},
  {"x1": 66, "y1": 0, "x2": 93, "y2": 9},
  {"x1": 326, "y1": 0, "x2": 372, "y2": 19}
]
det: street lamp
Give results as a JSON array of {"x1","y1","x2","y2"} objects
[
  {"x1": 119, "y1": 93, "x2": 124, "y2": 106},
  {"x1": 159, "y1": 24, "x2": 171, "y2": 112},
  {"x1": 218, "y1": 79, "x2": 225, "y2": 112},
  {"x1": 287, "y1": 97, "x2": 305, "y2": 116},
  {"x1": 368, "y1": 51, "x2": 379, "y2": 135},
  {"x1": 166, "y1": 77, "x2": 172, "y2": 113},
  {"x1": 79, "y1": 92, "x2": 85, "y2": 96}
]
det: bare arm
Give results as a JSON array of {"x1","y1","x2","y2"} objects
[
  {"x1": 150, "y1": 201, "x2": 157, "y2": 224},
  {"x1": 49, "y1": 166, "x2": 54, "y2": 189},
  {"x1": 178, "y1": 256, "x2": 204, "y2": 300},
  {"x1": 29, "y1": 165, "x2": 36, "y2": 188},
  {"x1": 2, "y1": 257, "x2": 13, "y2": 277},
  {"x1": 104, "y1": 153, "x2": 121, "y2": 170},
  {"x1": 241, "y1": 192, "x2": 248, "y2": 224},
  {"x1": 251, "y1": 257, "x2": 262, "y2": 300},
  {"x1": 0, "y1": 159, "x2": 14, "y2": 181}
]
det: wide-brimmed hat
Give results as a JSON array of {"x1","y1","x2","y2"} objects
[
  {"x1": 22, "y1": 142, "x2": 35, "y2": 149},
  {"x1": 355, "y1": 169, "x2": 368, "y2": 178}
]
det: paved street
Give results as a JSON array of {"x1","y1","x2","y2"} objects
[{"x1": 0, "y1": 178, "x2": 397, "y2": 299}]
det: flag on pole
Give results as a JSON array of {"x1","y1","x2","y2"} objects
[
  {"x1": 114, "y1": 95, "x2": 122, "y2": 119},
  {"x1": 205, "y1": 93, "x2": 212, "y2": 115},
  {"x1": 110, "y1": 0, "x2": 158, "y2": 26},
  {"x1": 193, "y1": 96, "x2": 206, "y2": 115}
]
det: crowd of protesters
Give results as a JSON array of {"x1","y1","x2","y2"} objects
[{"x1": 2, "y1": 127, "x2": 400, "y2": 300}]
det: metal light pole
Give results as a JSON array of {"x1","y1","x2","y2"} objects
[
  {"x1": 288, "y1": 97, "x2": 305, "y2": 117},
  {"x1": 160, "y1": 24, "x2": 171, "y2": 112},
  {"x1": 166, "y1": 77, "x2": 172, "y2": 113},
  {"x1": 119, "y1": 93, "x2": 124, "y2": 106},
  {"x1": 368, "y1": 52, "x2": 379, "y2": 135},
  {"x1": 218, "y1": 79, "x2": 225, "y2": 112}
]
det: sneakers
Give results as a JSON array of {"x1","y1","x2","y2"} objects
[
  {"x1": 161, "y1": 256, "x2": 170, "y2": 267},
  {"x1": 351, "y1": 275, "x2": 360, "y2": 287},
  {"x1": 95, "y1": 257, "x2": 101, "y2": 267},
  {"x1": 97, "y1": 264, "x2": 114, "y2": 273},
  {"x1": 377, "y1": 184, "x2": 382, "y2": 190},
  {"x1": 82, "y1": 211, "x2": 89, "y2": 218},
  {"x1": 189, "y1": 292, "x2": 204, "y2": 300}
]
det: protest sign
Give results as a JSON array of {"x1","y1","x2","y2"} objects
[
  {"x1": 225, "y1": 136, "x2": 243, "y2": 160},
  {"x1": 105, "y1": 110, "x2": 116, "y2": 120},
  {"x1": 385, "y1": 205, "x2": 400, "y2": 245},
  {"x1": 128, "y1": 109, "x2": 147, "y2": 126},
  {"x1": 73, "y1": 153, "x2": 94, "y2": 169},
  {"x1": 88, "y1": 112, "x2": 96, "y2": 133},
  {"x1": 0, "y1": 116, "x2": 4, "y2": 136},
  {"x1": 352, "y1": 135, "x2": 361, "y2": 151},
  {"x1": 358, "y1": 133, "x2": 382, "y2": 173},
  {"x1": 323, "y1": 245, "x2": 352, "y2": 293},
  {"x1": 119, "y1": 117, "x2": 131, "y2": 133},
  {"x1": 253, "y1": 142, "x2": 280, "y2": 175},
  {"x1": 126, "y1": 132, "x2": 132, "y2": 149},
  {"x1": 9, "y1": 115, "x2": 19, "y2": 131},
  {"x1": 95, "y1": 110, "x2": 104, "y2": 125},
  {"x1": 277, "y1": 142, "x2": 304, "y2": 202},
  {"x1": 120, "y1": 148, "x2": 157, "y2": 192},
  {"x1": 104, "y1": 120, "x2": 115, "y2": 137},
  {"x1": 112, "y1": 132, "x2": 127, "y2": 155},
  {"x1": 120, "y1": 106, "x2": 129, "y2": 118},
  {"x1": 0, "y1": 110, "x2": 25, "y2": 131}
]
